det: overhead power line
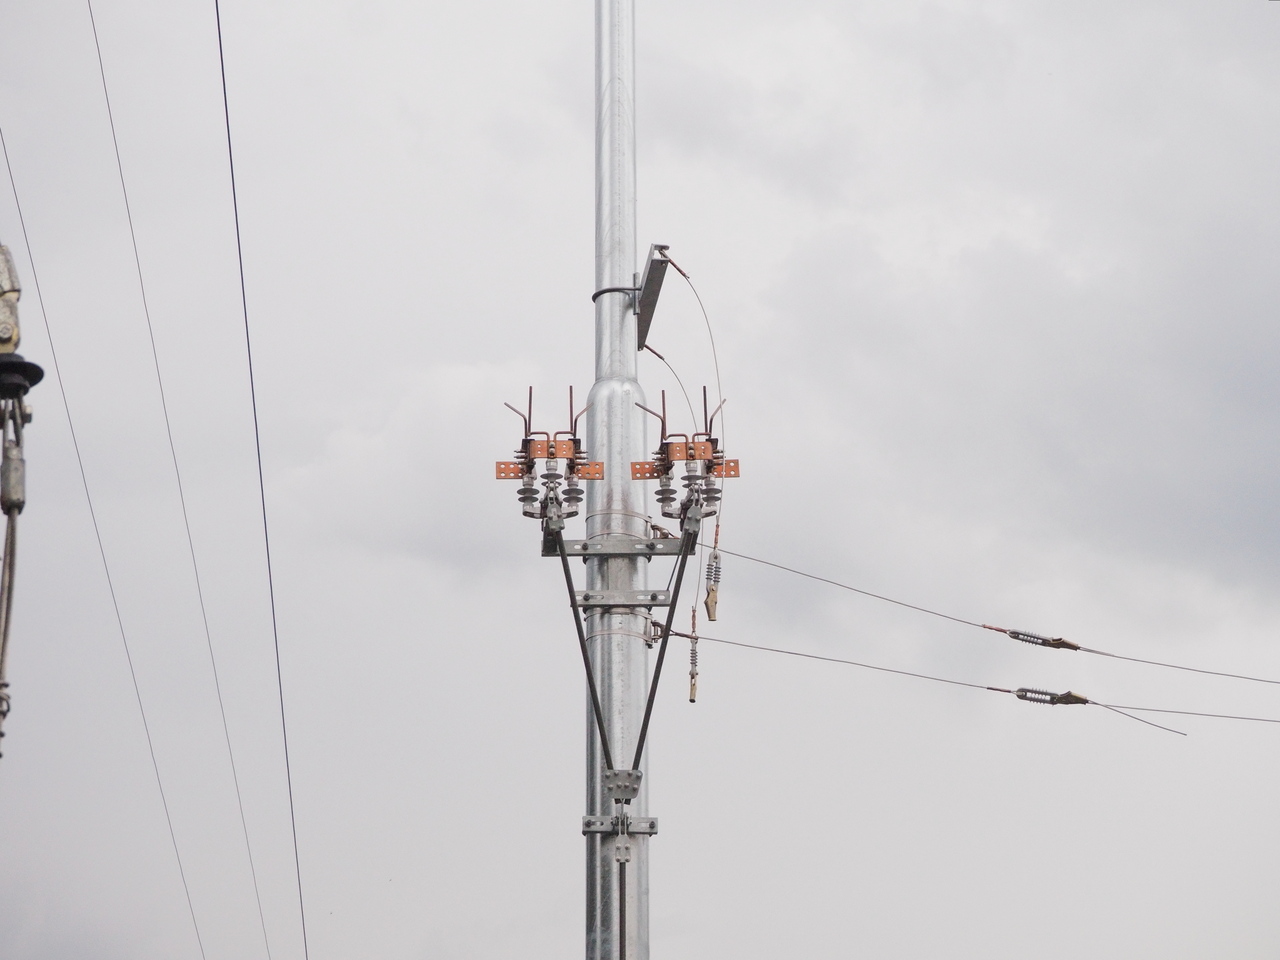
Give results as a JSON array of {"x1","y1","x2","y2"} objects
[
  {"x1": 84, "y1": 3, "x2": 273, "y2": 954},
  {"x1": 681, "y1": 629, "x2": 1280, "y2": 735},
  {"x1": 716, "y1": 547, "x2": 1280, "y2": 687},
  {"x1": 212, "y1": 4, "x2": 312, "y2": 958},
  {"x1": 1, "y1": 122, "x2": 208, "y2": 960}
]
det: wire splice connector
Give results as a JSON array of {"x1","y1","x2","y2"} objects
[
  {"x1": 1015, "y1": 687, "x2": 1089, "y2": 706},
  {"x1": 985, "y1": 625, "x2": 1080, "y2": 651}
]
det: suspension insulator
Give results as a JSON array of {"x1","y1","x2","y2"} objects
[
  {"x1": 1015, "y1": 687, "x2": 1089, "y2": 706},
  {"x1": 1007, "y1": 629, "x2": 1080, "y2": 651},
  {"x1": 688, "y1": 635, "x2": 699, "y2": 703}
]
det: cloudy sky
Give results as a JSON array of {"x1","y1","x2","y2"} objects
[{"x1": 2, "y1": 1, "x2": 1279, "y2": 958}]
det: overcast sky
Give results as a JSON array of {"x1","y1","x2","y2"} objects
[{"x1": 1, "y1": 1, "x2": 1279, "y2": 958}]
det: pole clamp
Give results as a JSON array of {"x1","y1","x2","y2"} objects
[{"x1": 582, "y1": 815, "x2": 658, "y2": 836}]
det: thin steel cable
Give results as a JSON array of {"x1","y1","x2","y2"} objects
[
  {"x1": 1075, "y1": 646, "x2": 1280, "y2": 686},
  {"x1": 678, "y1": 631, "x2": 1008, "y2": 693},
  {"x1": 662, "y1": 260, "x2": 729, "y2": 533},
  {"x1": 211, "y1": 5, "x2": 311, "y2": 957},
  {"x1": 1093, "y1": 703, "x2": 1186, "y2": 736},
  {"x1": 1098, "y1": 703, "x2": 1280, "y2": 725},
  {"x1": 1, "y1": 122, "x2": 208, "y2": 959},
  {"x1": 716, "y1": 547, "x2": 986, "y2": 629},
  {"x1": 84, "y1": 4, "x2": 273, "y2": 952},
  {"x1": 718, "y1": 546, "x2": 1280, "y2": 687},
  {"x1": 687, "y1": 630, "x2": 1280, "y2": 736},
  {"x1": 662, "y1": 258, "x2": 723, "y2": 437},
  {"x1": 641, "y1": 344, "x2": 696, "y2": 431}
]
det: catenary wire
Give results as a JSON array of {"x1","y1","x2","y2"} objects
[
  {"x1": 84, "y1": 5, "x2": 273, "y2": 953},
  {"x1": 682, "y1": 631, "x2": 1280, "y2": 734},
  {"x1": 673, "y1": 630, "x2": 1007, "y2": 693},
  {"x1": 211, "y1": 5, "x2": 311, "y2": 958},
  {"x1": 1, "y1": 122, "x2": 208, "y2": 960},
  {"x1": 715, "y1": 547, "x2": 986, "y2": 629},
  {"x1": 715, "y1": 546, "x2": 1280, "y2": 687}
]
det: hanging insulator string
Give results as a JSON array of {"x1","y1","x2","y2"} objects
[{"x1": 688, "y1": 607, "x2": 699, "y2": 703}]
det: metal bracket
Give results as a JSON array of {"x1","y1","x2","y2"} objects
[
  {"x1": 575, "y1": 590, "x2": 673, "y2": 607},
  {"x1": 582, "y1": 815, "x2": 659, "y2": 836},
  {"x1": 604, "y1": 768, "x2": 642, "y2": 800},
  {"x1": 543, "y1": 537, "x2": 692, "y2": 559}
]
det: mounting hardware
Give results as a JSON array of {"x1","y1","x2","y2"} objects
[
  {"x1": 576, "y1": 590, "x2": 673, "y2": 607},
  {"x1": 604, "y1": 768, "x2": 642, "y2": 802},
  {"x1": 542, "y1": 537, "x2": 695, "y2": 559},
  {"x1": 582, "y1": 815, "x2": 659, "y2": 836}
]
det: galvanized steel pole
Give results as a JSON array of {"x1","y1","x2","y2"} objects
[{"x1": 585, "y1": 0, "x2": 648, "y2": 957}]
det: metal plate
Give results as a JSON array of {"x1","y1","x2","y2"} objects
[
  {"x1": 575, "y1": 590, "x2": 673, "y2": 607},
  {"x1": 711, "y1": 459, "x2": 740, "y2": 478},
  {"x1": 580, "y1": 815, "x2": 660, "y2": 836},
  {"x1": 495, "y1": 461, "x2": 525, "y2": 479},
  {"x1": 548, "y1": 538, "x2": 689, "y2": 558},
  {"x1": 576, "y1": 462, "x2": 605, "y2": 480},
  {"x1": 631, "y1": 461, "x2": 664, "y2": 480}
]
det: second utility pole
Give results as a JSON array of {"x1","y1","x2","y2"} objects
[{"x1": 585, "y1": 0, "x2": 648, "y2": 957}]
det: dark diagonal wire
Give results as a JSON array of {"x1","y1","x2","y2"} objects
[
  {"x1": 1075, "y1": 646, "x2": 1280, "y2": 686},
  {"x1": 689, "y1": 630, "x2": 1280, "y2": 735},
  {"x1": 84, "y1": 4, "x2": 272, "y2": 953},
  {"x1": 2, "y1": 123, "x2": 208, "y2": 960},
  {"x1": 212, "y1": 4, "x2": 311, "y2": 957},
  {"x1": 1093, "y1": 703, "x2": 1186, "y2": 736},
  {"x1": 717, "y1": 547, "x2": 1280, "y2": 686},
  {"x1": 641, "y1": 344, "x2": 697, "y2": 430},
  {"x1": 716, "y1": 547, "x2": 987, "y2": 629},
  {"x1": 1098, "y1": 703, "x2": 1280, "y2": 725},
  {"x1": 674, "y1": 630, "x2": 1008, "y2": 693}
]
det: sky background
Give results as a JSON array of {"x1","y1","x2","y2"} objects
[{"x1": 1, "y1": 1, "x2": 1279, "y2": 958}]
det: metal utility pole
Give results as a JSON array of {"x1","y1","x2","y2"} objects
[
  {"x1": 586, "y1": 0, "x2": 648, "y2": 956},
  {"x1": 496, "y1": 4, "x2": 733, "y2": 955}
]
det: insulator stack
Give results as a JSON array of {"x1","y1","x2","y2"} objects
[
  {"x1": 562, "y1": 476, "x2": 583, "y2": 514},
  {"x1": 703, "y1": 549, "x2": 721, "y2": 621},
  {"x1": 688, "y1": 635, "x2": 699, "y2": 703},
  {"x1": 1015, "y1": 687, "x2": 1089, "y2": 706}
]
